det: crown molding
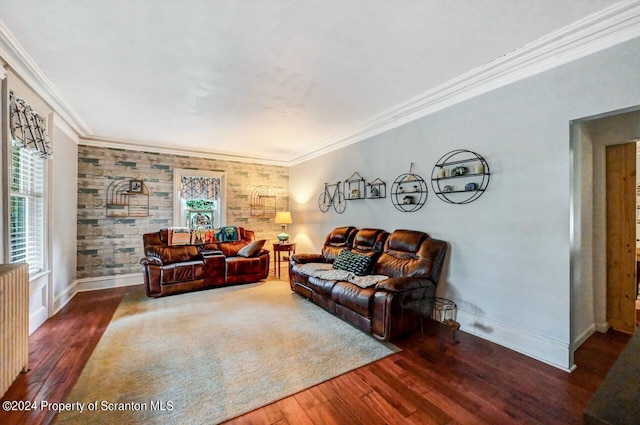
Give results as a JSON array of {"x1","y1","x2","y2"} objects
[
  {"x1": 79, "y1": 136, "x2": 289, "y2": 167},
  {"x1": 53, "y1": 112, "x2": 80, "y2": 144},
  {"x1": 1, "y1": 2, "x2": 639, "y2": 167},
  {"x1": 0, "y1": 20, "x2": 90, "y2": 137},
  {"x1": 0, "y1": 60, "x2": 6, "y2": 81},
  {"x1": 287, "y1": 0, "x2": 640, "y2": 165}
]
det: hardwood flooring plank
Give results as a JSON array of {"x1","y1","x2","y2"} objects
[
  {"x1": 0, "y1": 285, "x2": 633, "y2": 425},
  {"x1": 273, "y1": 396, "x2": 316, "y2": 425},
  {"x1": 324, "y1": 378, "x2": 387, "y2": 425}
]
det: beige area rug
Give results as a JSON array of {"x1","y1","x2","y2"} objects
[{"x1": 56, "y1": 280, "x2": 399, "y2": 425}]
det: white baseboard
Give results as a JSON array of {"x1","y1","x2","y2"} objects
[
  {"x1": 573, "y1": 324, "x2": 596, "y2": 351},
  {"x1": 457, "y1": 310, "x2": 574, "y2": 372},
  {"x1": 595, "y1": 321, "x2": 610, "y2": 333},
  {"x1": 29, "y1": 305, "x2": 48, "y2": 335},
  {"x1": 75, "y1": 272, "x2": 143, "y2": 292},
  {"x1": 53, "y1": 273, "x2": 143, "y2": 314}
]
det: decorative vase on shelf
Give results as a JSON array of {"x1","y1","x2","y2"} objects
[
  {"x1": 451, "y1": 166, "x2": 466, "y2": 177},
  {"x1": 474, "y1": 163, "x2": 484, "y2": 174}
]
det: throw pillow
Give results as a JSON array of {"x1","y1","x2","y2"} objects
[
  {"x1": 332, "y1": 249, "x2": 373, "y2": 276},
  {"x1": 237, "y1": 239, "x2": 266, "y2": 258}
]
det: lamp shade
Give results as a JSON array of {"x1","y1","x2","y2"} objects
[{"x1": 275, "y1": 211, "x2": 292, "y2": 224}]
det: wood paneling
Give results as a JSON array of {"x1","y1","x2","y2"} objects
[
  {"x1": 0, "y1": 285, "x2": 632, "y2": 425},
  {"x1": 605, "y1": 142, "x2": 637, "y2": 334}
]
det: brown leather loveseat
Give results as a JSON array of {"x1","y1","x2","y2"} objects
[
  {"x1": 289, "y1": 226, "x2": 447, "y2": 341},
  {"x1": 141, "y1": 227, "x2": 269, "y2": 297}
]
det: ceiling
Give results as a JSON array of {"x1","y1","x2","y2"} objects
[{"x1": 0, "y1": 0, "x2": 625, "y2": 164}]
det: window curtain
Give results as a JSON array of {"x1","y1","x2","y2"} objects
[
  {"x1": 180, "y1": 176, "x2": 221, "y2": 200},
  {"x1": 9, "y1": 91, "x2": 52, "y2": 159}
]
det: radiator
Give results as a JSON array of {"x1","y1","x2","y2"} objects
[{"x1": 0, "y1": 264, "x2": 29, "y2": 398}]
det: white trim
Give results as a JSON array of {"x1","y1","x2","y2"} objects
[
  {"x1": 79, "y1": 136, "x2": 288, "y2": 166},
  {"x1": 288, "y1": 0, "x2": 640, "y2": 165},
  {"x1": 52, "y1": 273, "x2": 143, "y2": 314},
  {"x1": 595, "y1": 321, "x2": 611, "y2": 333},
  {"x1": 1, "y1": 2, "x2": 639, "y2": 166},
  {"x1": 76, "y1": 273, "x2": 143, "y2": 292},
  {"x1": 173, "y1": 168, "x2": 227, "y2": 227},
  {"x1": 54, "y1": 112, "x2": 80, "y2": 143},
  {"x1": 0, "y1": 20, "x2": 91, "y2": 136},
  {"x1": 573, "y1": 324, "x2": 596, "y2": 351},
  {"x1": 0, "y1": 62, "x2": 6, "y2": 80},
  {"x1": 457, "y1": 309, "x2": 575, "y2": 372},
  {"x1": 52, "y1": 279, "x2": 80, "y2": 315},
  {"x1": 29, "y1": 305, "x2": 48, "y2": 335}
]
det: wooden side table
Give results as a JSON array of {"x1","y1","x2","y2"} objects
[{"x1": 272, "y1": 243, "x2": 296, "y2": 278}]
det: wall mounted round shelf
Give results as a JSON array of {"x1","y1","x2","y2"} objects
[
  {"x1": 391, "y1": 173, "x2": 428, "y2": 212},
  {"x1": 431, "y1": 149, "x2": 490, "y2": 204}
]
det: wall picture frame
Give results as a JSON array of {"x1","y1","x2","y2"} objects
[{"x1": 130, "y1": 179, "x2": 143, "y2": 193}]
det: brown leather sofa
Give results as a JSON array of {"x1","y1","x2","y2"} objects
[
  {"x1": 289, "y1": 226, "x2": 447, "y2": 341},
  {"x1": 141, "y1": 227, "x2": 269, "y2": 297}
]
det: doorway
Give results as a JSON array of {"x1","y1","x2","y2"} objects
[{"x1": 570, "y1": 108, "x2": 640, "y2": 363}]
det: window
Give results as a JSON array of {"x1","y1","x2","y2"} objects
[
  {"x1": 10, "y1": 141, "x2": 45, "y2": 275},
  {"x1": 173, "y1": 169, "x2": 226, "y2": 229}
]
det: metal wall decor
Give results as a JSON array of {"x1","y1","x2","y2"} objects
[
  {"x1": 106, "y1": 177, "x2": 149, "y2": 217},
  {"x1": 318, "y1": 182, "x2": 346, "y2": 214},
  {"x1": 250, "y1": 185, "x2": 277, "y2": 216},
  {"x1": 391, "y1": 163, "x2": 428, "y2": 212},
  {"x1": 344, "y1": 172, "x2": 366, "y2": 200},
  {"x1": 366, "y1": 178, "x2": 387, "y2": 199},
  {"x1": 431, "y1": 149, "x2": 490, "y2": 204}
]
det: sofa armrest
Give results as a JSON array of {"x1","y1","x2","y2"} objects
[
  {"x1": 376, "y1": 277, "x2": 432, "y2": 292},
  {"x1": 140, "y1": 257, "x2": 163, "y2": 266},
  {"x1": 291, "y1": 253, "x2": 328, "y2": 264}
]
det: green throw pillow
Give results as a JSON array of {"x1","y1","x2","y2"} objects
[{"x1": 332, "y1": 249, "x2": 372, "y2": 276}]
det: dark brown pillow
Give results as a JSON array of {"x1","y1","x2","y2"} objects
[{"x1": 237, "y1": 239, "x2": 266, "y2": 258}]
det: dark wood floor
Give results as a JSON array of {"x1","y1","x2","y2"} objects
[{"x1": 0, "y1": 284, "x2": 631, "y2": 425}]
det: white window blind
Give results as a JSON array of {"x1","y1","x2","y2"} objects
[{"x1": 10, "y1": 141, "x2": 45, "y2": 275}]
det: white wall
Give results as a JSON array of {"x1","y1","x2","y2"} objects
[
  {"x1": 51, "y1": 121, "x2": 78, "y2": 312},
  {"x1": 290, "y1": 36, "x2": 640, "y2": 371}
]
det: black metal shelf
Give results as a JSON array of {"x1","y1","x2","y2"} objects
[
  {"x1": 366, "y1": 177, "x2": 387, "y2": 199},
  {"x1": 431, "y1": 149, "x2": 491, "y2": 204},
  {"x1": 432, "y1": 172, "x2": 488, "y2": 181},
  {"x1": 391, "y1": 173, "x2": 428, "y2": 212},
  {"x1": 435, "y1": 157, "x2": 482, "y2": 167},
  {"x1": 344, "y1": 172, "x2": 366, "y2": 200}
]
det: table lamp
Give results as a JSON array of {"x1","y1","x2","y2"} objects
[{"x1": 275, "y1": 211, "x2": 292, "y2": 243}]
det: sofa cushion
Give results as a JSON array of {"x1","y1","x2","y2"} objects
[
  {"x1": 333, "y1": 249, "x2": 372, "y2": 276},
  {"x1": 238, "y1": 239, "x2": 266, "y2": 258},
  {"x1": 160, "y1": 261, "x2": 204, "y2": 284},
  {"x1": 226, "y1": 256, "x2": 265, "y2": 276},
  {"x1": 352, "y1": 228, "x2": 388, "y2": 256},
  {"x1": 322, "y1": 226, "x2": 357, "y2": 261},
  {"x1": 145, "y1": 245, "x2": 200, "y2": 265},
  {"x1": 331, "y1": 282, "x2": 376, "y2": 318},
  {"x1": 387, "y1": 229, "x2": 426, "y2": 256}
]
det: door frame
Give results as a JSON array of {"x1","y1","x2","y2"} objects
[{"x1": 570, "y1": 107, "x2": 640, "y2": 366}]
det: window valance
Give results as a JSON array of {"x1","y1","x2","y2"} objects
[
  {"x1": 9, "y1": 91, "x2": 52, "y2": 159},
  {"x1": 180, "y1": 176, "x2": 221, "y2": 201}
]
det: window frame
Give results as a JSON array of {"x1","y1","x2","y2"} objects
[
  {"x1": 9, "y1": 141, "x2": 46, "y2": 275},
  {"x1": 173, "y1": 169, "x2": 226, "y2": 228}
]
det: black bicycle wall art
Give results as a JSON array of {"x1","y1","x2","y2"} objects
[{"x1": 318, "y1": 181, "x2": 347, "y2": 214}]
